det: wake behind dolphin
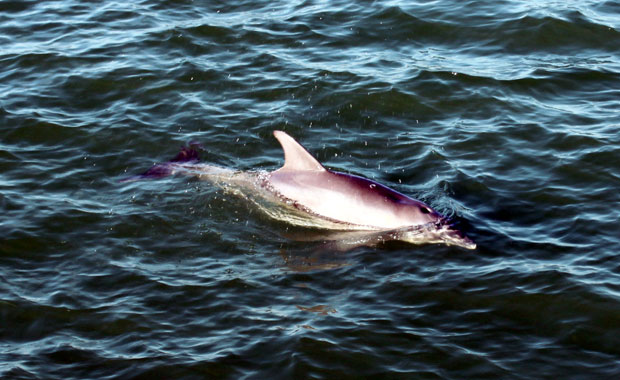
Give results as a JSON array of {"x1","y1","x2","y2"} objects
[{"x1": 124, "y1": 131, "x2": 476, "y2": 249}]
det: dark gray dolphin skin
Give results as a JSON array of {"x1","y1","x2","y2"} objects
[{"x1": 124, "y1": 131, "x2": 476, "y2": 249}]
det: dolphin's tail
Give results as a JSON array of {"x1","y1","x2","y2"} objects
[{"x1": 120, "y1": 142, "x2": 202, "y2": 182}]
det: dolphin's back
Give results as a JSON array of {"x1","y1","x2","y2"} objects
[{"x1": 267, "y1": 169, "x2": 436, "y2": 229}]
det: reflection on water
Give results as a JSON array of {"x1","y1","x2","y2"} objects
[{"x1": 297, "y1": 304, "x2": 337, "y2": 316}]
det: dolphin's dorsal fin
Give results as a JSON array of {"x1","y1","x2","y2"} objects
[{"x1": 273, "y1": 130, "x2": 325, "y2": 172}]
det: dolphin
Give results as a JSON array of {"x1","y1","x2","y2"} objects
[{"x1": 124, "y1": 131, "x2": 476, "y2": 250}]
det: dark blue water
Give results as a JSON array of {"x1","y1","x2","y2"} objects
[{"x1": 1, "y1": 0, "x2": 620, "y2": 378}]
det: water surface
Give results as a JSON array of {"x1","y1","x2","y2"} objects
[{"x1": 1, "y1": 0, "x2": 620, "y2": 378}]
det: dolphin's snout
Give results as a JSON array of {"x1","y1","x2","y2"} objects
[{"x1": 443, "y1": 227, "x2": 476, "y2": 250}]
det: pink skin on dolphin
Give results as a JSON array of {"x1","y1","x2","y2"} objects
[
  {"x1": 269, "y1": 131, "x2": 443, "y2": 229},
  {"x1": 123, "y1": 131, "x2": 476, "y2": 249}
]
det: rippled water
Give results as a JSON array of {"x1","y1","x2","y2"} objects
[{"x1": 2, "y1": 0, "x2": 620, "y2": 378}]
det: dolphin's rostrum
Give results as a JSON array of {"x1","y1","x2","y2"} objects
[{"x1": 125, "y1": 131, "x2": 476, "y2": 250}]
